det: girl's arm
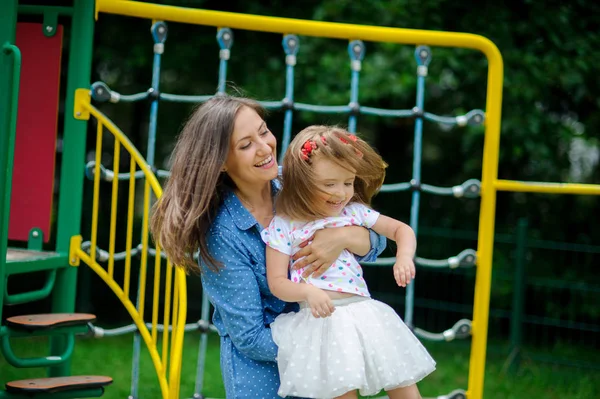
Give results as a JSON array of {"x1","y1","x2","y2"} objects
[
  {"x1": 371, "y1": 215, "x2": 417, "y2": 287},
  {"x1": 266, "y1": 246, "x2": 335, "y2": 318}
]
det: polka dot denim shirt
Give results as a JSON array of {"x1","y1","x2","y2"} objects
[{"x1": 199, "y1": 181, "x2": 386, "y2": 398}]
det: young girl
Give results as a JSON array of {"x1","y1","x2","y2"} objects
[{"x1": 261, "y1": 126, "x2": 436, "y2": 399}]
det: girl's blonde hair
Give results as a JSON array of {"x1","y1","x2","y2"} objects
[{"x1": 276, "y1": 125, "x2": 387, "y2": 221}]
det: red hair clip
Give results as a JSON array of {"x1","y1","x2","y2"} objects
[
  {"x1": 300, "y1": 140, "x2": 317, "y2": 161},
  {"x1": 339, "y1": 133, "x2": 357, "y2": 144}
]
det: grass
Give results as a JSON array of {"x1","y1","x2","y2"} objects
[{"x1": 0, "y1": 333, "x2": 597, "y2": 399}]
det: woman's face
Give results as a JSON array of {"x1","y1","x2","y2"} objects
[{"x1": 224, "y1": 106, "x2": 278, "y2": 187}]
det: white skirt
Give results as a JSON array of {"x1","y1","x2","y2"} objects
[{"x1": 271, "y1": 296, "x2": 436, "y2": 398}]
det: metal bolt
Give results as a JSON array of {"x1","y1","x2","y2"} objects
[
  {"x1": 46, "y1": 26, "x2": 53, "y2": 33},
  {"x1": 420, "y1": 50, "x2": 427, "y2": 58},
  {"x1": 32, "y1": 231, "x2": 39, "y2": 237},
  {"x1": 289, "y1": 39, "x2": 296, "y2": 47},
  {"x1": 354, "y1": 45, "x2": 361, "y2": 52},
  {"x1": 224, "y1": 33, "x2": 230, "y2": 40},
  {"x1": 76, "y1": 112, "x2": 81, "y2": 116},
  {"x1": 158, "y1": 27, "x2": 165, "y2": 33},
  {"x1": 71, "y1": 258, "x2": 76, "y2": 263}
]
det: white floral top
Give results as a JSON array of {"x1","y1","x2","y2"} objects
[{"x1": 261, "y1": 203, "x2": 380, "y2": 297}]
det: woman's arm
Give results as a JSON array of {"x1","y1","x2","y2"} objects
[
  {"x1": 201, "y1": 229, "x2": 279, "y2": 362},
  {"x1": 266, "y1": 246, "x2": 335, "y2": 318},
  {"x1": 292, "y1": 226, "x2": 386, "y2": 277}
]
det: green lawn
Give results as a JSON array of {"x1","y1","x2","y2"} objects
[{"x1": 0, "y1": 334, "x2": 597, "y2": 399}]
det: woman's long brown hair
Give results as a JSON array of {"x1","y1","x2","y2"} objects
[
  {"x1": 150, "y1": 96, "x2": 264, "y2": 273},
  {"x1": 276, "y1": 125, "x2": 388, "y2": 221}
]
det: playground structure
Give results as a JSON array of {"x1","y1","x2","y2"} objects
[{"x1": 1, "y1": 1, "x2": 599, "y2": 399}]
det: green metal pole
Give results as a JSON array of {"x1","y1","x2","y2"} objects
[
  {"x1": 509, "y1": 217, "x2": 528, "y2": 373},
  {"x1": 0, "y1": 0, "x2": 19, "y2": 324},
  {"x1": 49, "y1": 0, "x2": 95, "y2": 378}
]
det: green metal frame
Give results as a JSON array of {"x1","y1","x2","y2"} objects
[
  {"x1": 0, "y1": 0, "x2": 96, "y2": 387},
  {"x1": 49, "y1": 0, "x2": 95, "y2": 377},
  {"x1": 0, "y1": 0, "x2": 20, "y2": 325}
]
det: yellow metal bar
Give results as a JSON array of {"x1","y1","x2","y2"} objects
[
  {"x1": 138, "y1": 180, "x2": 151, "y2": 320},
  {"x1": 74, "y1": 88, "x2": 90, "y2": 120},
  {"x1": 124, "y1": 157, "x2": 136, "y2": 298},
  {"x1": 171, "y1": 270, "x2": 187, "y2": 399},
  {"x1": 161, "y1": 260, "x2": 173, "y2": 370},
  {"x1": 169, "y1": 273, "x2": 181, "y2": 397},
  {"x1": 83, "y1": 104, "x2": 163, "y2": 196},
  {"x1": 69, "y1": 235, "x2": 82, "y2": 266},
  {"x1": 496, "y1": 179, "x2": 600, "y2": 195},
  {"x1": 108, "y1": 140, "x2": 121, "y2": 277},
  {"x1": 96, "y1": 0, "x2": 499, "y2": 56},
  {"x1": 75, "y1": 99, "x2": 188, "y2": 398},
  {"x1": 75, "y1": 248, "x2": 169, "y2": 399},
  {"x1": 151, "y1": 245, "x2": 162, "y2": 345},
  {"x1": 90, "y1": 122, "x2": 104, "y2": 263},
  {"x1": 467, "y1": 37, "x2": 504, "y2": 399}
]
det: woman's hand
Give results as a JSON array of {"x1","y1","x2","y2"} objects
[
  {"x1": 305, "y1": 286, "x2": 335, "y2": 318},
  {"x1": 292, "y1": 226, "x2": 372, "y2": 278},
  {"x1": 292, "y1": 228, "x2": 345, "y2": 278},
  {"x1": 393, "y1": 254, "x2": 416, "y2": 287}
]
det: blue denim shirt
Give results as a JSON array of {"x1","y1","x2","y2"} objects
[{"x1": 200, "y1": 181, "x2": 386, "y2": 398}]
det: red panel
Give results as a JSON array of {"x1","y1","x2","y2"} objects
[{"x1": 8, "y1": 23, "x2": 63, "y2": 243}]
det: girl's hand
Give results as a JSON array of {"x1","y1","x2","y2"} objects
[
  {"x1": 393, "y1": 254, "x2": 416, "y2": 287},
  {"x1": 305, "y1": 286, "x2": 336, "y2": 318},
  {"x1": 292, "y1": 229, "x2": 345, "y2": 278}
]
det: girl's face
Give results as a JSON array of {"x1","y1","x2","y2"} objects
[
  {"x1": 224, "y1": 106, "x2": 278, "y2": 187},
  {"x1": 312, "y1": 156, "x2": 356, "y2": 217}
]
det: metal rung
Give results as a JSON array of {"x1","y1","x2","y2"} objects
[
  {"x1": 89, "y1": 320, "x2": 217, "y2": 338},
  {"x1": 363, "y1": 249, "x2": 476, "y2": 269},
  {"x1": 413, "y1": 319, "x2": 472, "y2": 342},
  {"x1": 425, "y1": 389, "x2": 467, "y2": 399},
  {"x1": 379, "y1": 178, "x2": 481, "y2": 197},
  {"x1": 81, "y1": 241, "x2": 185, "y2": 262},
  {"x1": 85, "y1": 161, "x2": 169, "y2": 182}
]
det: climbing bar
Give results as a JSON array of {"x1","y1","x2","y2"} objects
[
  {"x1": 86, "y1": 161, "x2": 480, "y2": 200},
  {"x1": 379, "y1": 178, "x2": 481, "y2": 197},
  {"x1": 88, "y1": 319, "x2": 217, "y2": 338},
  {"x1": 147, "y1": 21, "x2": 168, "y2": 167},
  {"x1": 378, "y1": 182, "x2": 412, "y2": 192},
  {"x1": 403, "y1": 45, "x2": 432, "y2": 326},
  {"x1": 363, "y1": 249, "x2": 477, "y2": 269},
  {"x1": 78, "y1": 240, "x2": 475, "y2": 271},
  {"x1": 347, "y1": 40, "x2": 365, "y2": 133},
  {"x1": 414, "y1": 319, "x2": 472, "y2": 342},
  {"x1": 91, "y1": 81, "x2": 148, "y2": 102},
  {"x1": 90, "y1": 80, "x2": 484, "y2": 126},
  {"x1": 427, "y1": 109, "x2": 485, "y2": 127},
  {"x1": 159, "y1": 93, "x2": 213, "y2": 103},
  {"x1": 216, "y1": 28, "x2": 233, "y2": 94},
  {"x1": 81, "y1": 240, "x2": 168, "y2": 261},
  {"x1": 279, "y1": 34, "x2": 300, "y2": 160},
  {"x1": 423, "y1": 389, "x2": 467, "y2": 399},
  {"x1": 360, "y1": 106, "x2": 414, "y2": 118},
  {"x1": 495, "y1": 179, "x2": 600, "y2": 195},
  {"x1": 84, "y1": 161, "x2": 170, "y2": 181}
]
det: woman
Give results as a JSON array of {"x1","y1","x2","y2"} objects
[{"x1": 151, "y1": 96, "x2": 385, "y2": 398}]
